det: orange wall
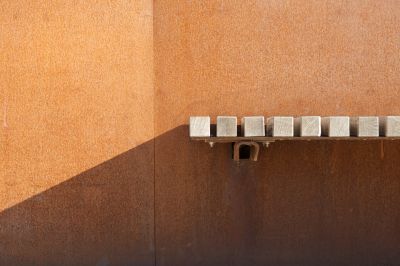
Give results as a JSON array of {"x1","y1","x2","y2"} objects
[
  {"x1": 1, "y1": 0, "x2": 400, "y2": 265},
  {"x1": 0, "y1": 1, "x2": 154, "y2": 265},
  {"x1": 154, "y1": 1, "x2": 400, "y2": 265}
]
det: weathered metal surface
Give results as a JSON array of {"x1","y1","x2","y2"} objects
[
  {"x1": 191, "y1": 136, "x2": 400, "y2": 162},
  {"x1": 233, "y1": 141, "x2": 260, "y2": 161},
  {"x1": 191, "y1": 136, "x2": 400, "y2": 142},
  {"x1": 154, "y1": 1, "x2": 400, "y2": 265},
  {"x1": 3, "y1": 0, "x2": 400, "y2": 265},
  {"x1": 0, "y1": 1, "x2": 155, "y2": 265},
  {"x1": 157, "y1": 127, "x2": 400, "y2": 266}
]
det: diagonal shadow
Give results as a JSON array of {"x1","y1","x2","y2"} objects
[
  {"x1": 0, "y1": 136, "x2": 156, "y2": 266},
  {"x1": 1, "y1": 125, "x2": 400, "y2": 266},
  {"x1": 154, "y1": 125, "x2": 400, "y2": 266}
]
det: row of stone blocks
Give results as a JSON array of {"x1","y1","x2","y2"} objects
[{"x1": 189, "y1": 116, "x2": 400, "y2": 137}]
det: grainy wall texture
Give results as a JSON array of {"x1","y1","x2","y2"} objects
[
  {"x1": 0, "y1": 1, "x2": 154, "y2": 265},
  {"x1": 154, "y1": 1, "x2": 400, "y2": 265},
  {"x1": 1, "y1": 0, "x2": 400, "y2": 265}
]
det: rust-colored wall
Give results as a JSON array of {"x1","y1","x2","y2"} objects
[
  {"x1": 1, "y1": 0, "x2": 400, "y2": 265},
  {"x1": 0, "y1": 0, "x2": 154, "y2": 265},
  {"x1": 154, "y1": 1, "x2": 400, "y2": 265}
]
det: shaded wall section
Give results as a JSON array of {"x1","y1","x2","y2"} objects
[
  {"x1": 0, "y1": 0, "x2": 154, "y2": 265},
  {"x1": 0, "y1": 141, "x2": 154, "y2": 265},
  {"x1": 154, "y1": 1, "x2": 400, "y2": 265}
]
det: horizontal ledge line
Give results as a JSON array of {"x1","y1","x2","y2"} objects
[{"x1": 190, "y1": 137, "x2": 400, "y2": 142}]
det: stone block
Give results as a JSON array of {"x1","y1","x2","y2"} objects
[
  {"x1": 241, "y1": 116, "x2": 265, "y2": 137},
  {"x1": 267, "y1": 116, "x2": 294, "y2": 137},
  {"x1": 189, "y1": 116, "x2": 210, "y2": 137},
  {"x1": 217, "y1": 116, "x2": 237, "y2": 137},
  {"x1": 321, "y1": 116, "x2": 350, "y2": 137},
  {"x1": 379, "y1": 116, "x2": 400, "y2": 136},
  {"x1": 350, "y1": 116, "x2": 379, "y2": 137},
  {"x1": 294, "y1": 116, "x2": 321, "y2": 137}
]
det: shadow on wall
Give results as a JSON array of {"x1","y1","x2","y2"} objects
[
  {"x1": 155, "y1": 126, "x2": 400, "y2": 266},
  {"x1": 0, "y1": 138, "x2": 155, "y2": 266},
  {"x1": 0, "y1": 125, "x2": 400, "y2": 266}
]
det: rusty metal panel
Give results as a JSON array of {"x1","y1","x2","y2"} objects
[
  {"x1": 0, "y1": 1, "x2": 154, "y2": 265},
  {"x1": 154, "y1": 1, "x2": 400, "y2": 265}
]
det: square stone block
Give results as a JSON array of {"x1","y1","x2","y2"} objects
[
  {"x1": 321, "y1": 116, "x2": 350, "y2": 137},
  {"x1": 241, "y1": 116, "x2": 265, "y2": 137},
  {"x1": 267, "y1": 116, "x2": 294, "y2": 137},
  {"x1": 350, "y1": 116, "x2": 379, "y2": 137},
  {"x1": 380, "y1": 116, "x2": 400, "y2": 136},
  {"x1": 294, "y1": 116, "x2": 321, "y2": 137},
  {"x1": 189, "y1": 116, "x2": 210, "y2": 137},
  {"x1": 217, "y1": 116, "x2": 237, "y2": 137}
]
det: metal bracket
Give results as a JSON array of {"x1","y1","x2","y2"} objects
[
  {"x1": 233, "y1": 141, "x2": 260, "y2": 161},
  {"x1": 191, "y1": 135, "x2": 400, "y2": 163},
  {"x1": 203, "y1": 138, "x2": 274, "y2": 162}
]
